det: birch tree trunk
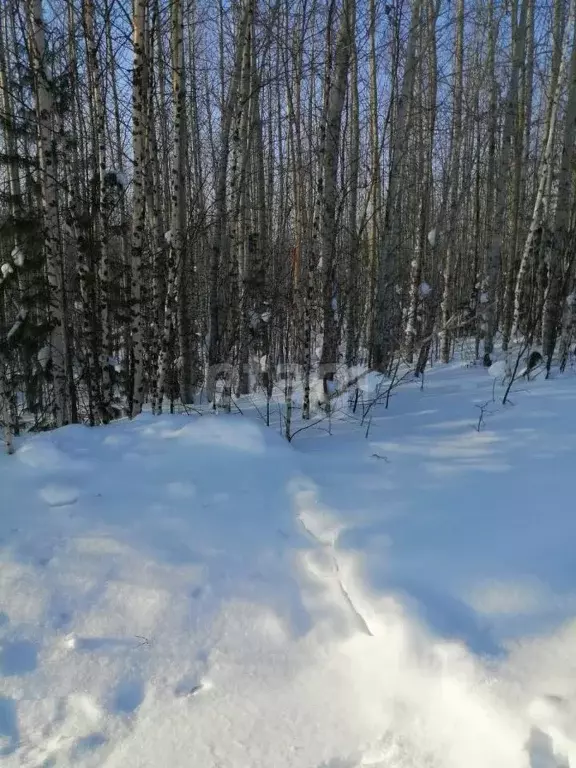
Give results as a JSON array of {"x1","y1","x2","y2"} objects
[
  {"x1": 482, "y1": 0, "x2": 527, "y2": 365},
  {"x1": 130, "y1": 0, "x2": 148, "y2": 417},
  {"x1": 320, "y1": 0, "x2": 355, "y2": 396},
  {"x1": 542, "y1": 4, "x2": 576, "y2": 369},
  {"x1": 439, "y1": 0, "x2": 464, "y2": 363},
  {"x1": 28, "y1": 0, "x2": 68, "y2": 426},
  {"x1": 83, "y1": 0, "x2": 112, "y2": 422},
  {"x1": 207, "y1": 0, "x2": 253, "y2": 396},
  {"x1": 478, "y1": 0, "x2": 498, "y2": 356},
  {"x1": 366, "y1": 0, "x2": 381, "y2": 362},
  {"x1": 156, "y1": 0, "x2": 186, "y2": 413},
  {"x1": 372, "y1": 0, "x2": 422, "y2": 371},
  {"x1": 511, "y1": 0, "x2": 566, "y2": 341},
  {"x1": 0, "y1": 15, "x2": 22, "y2": 220},
  {"x1": 345, "y1": 15, "x2": 360, "y2": 368},
  {"x1": 405, "y1": 0, "x2": 438, "y2": 363}
]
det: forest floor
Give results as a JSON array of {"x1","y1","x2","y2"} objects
[{"x1": 2, "y1": 346, "x2": 576, "y2": 767}]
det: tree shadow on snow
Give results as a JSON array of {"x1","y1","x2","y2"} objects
[
  {"x1": 0, "y1": 696, "x2": 19, "y2": 755},
  {"x1": 388, "y1": 578, "x2": 503, "y2": 658}
]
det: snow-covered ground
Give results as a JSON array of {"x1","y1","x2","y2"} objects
[{"x1": 2, "y1": 353, "x2": 576, "y2": 767}]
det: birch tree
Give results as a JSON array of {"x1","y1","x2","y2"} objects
[
  {"x1": 439, "y1": 0, "x2": 464, "y2": 363},
  {"x1": 542, "y1": 3, "x2": 576, "y2": 369},
  {"x1": 372, "y1": 0, "x2": 422, "y2": 371},
  {"x1": 319, "y1": 0, "x2": 355, "y2": 395},
  {"x1": 511, "y1": 0, "x2": 567, "y2": 341},
  {"x1": 130, "y1": 0, "x2": 148, "y2": 417},
  {"x1": 482, "y1": 0, "x2": 527, "y2": 365},
  {"x1": 28, "y1": 0, "x2": 68, "y2": 426}
]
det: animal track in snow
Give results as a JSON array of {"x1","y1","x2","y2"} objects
[
  {"x1": 51, "y1": 610, "x2": 73, "y2": 631},
  {"x1": 17, "y1": 693, "x2": 107, "y2": 767},
  {"x1": 63, "y1": 634, "x2": 150, "y2": 652},
  {"x1": 110, "y1": 678, "x2": 146, "y2": 715},
  {"x1": 69, "y1": 731, "x2": 108, "y2": 759},
  {"x1": 174, "y1": 677, "x2": 212, "y2": 699}
]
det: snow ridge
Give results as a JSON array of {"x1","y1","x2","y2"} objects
[{"x1": 294, "y1": 484, "x2": 374, "y2": 637}]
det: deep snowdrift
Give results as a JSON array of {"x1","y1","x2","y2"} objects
[{"x1": 1, "y1": 358, "x2": 576, "y2": 767}]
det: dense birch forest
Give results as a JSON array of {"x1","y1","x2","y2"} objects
[{"x1": 1, "y1": 0, "x2": 576, "y2": 441}]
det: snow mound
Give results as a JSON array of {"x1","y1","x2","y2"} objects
[
  {"x1": 18, "y1": 439, "x2": 72, "y2": 471},
  {"x1": 39, "y1": 483, "x2": 79, "y2": 507},
  {"x1": 142, "y1": 416, "x2": 268, "y2": 454}
]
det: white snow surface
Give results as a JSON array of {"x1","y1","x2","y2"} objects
[{"x1": 2, "y1": 359, "x2": 576, "y2": 767}]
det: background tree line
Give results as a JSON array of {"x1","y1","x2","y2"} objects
[{"x1": 1, "y1": 0, "x2": 576, "y2": 442}]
